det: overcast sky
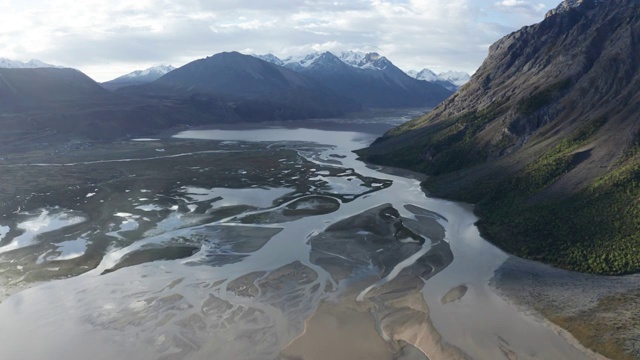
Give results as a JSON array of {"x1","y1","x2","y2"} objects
[{"x1": 1, "y1": 0, "x2": 558, "y2": 82}]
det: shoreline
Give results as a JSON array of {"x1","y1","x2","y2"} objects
[
  {"x1": 490, "y1": 256, "x2": 640, "y2": 360},
  {"x1": 489, "y1": 274, "x2": 610, "y2": 360}
]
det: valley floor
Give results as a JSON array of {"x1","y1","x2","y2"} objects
[{"x1": 0, "y1": 118, "x2": 636, "y2": 359}]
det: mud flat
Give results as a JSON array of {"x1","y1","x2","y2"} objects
[
  {"x1": 281, "y1": 203, "x2": 464, "y2": 360},
  {"x1": 491, "y1": 257, "x2": 640, "y2": 360}
]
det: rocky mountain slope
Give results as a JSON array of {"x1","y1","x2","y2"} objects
[
  {"x1": 359, "y1": 0, "x2": 640, "y2": 275},
  {"x1": 101, "y1": 65, "x2": 175, "y2": 90},
  {"x1": 256, "y1": 51, "x2": 452, "y2": 108}
]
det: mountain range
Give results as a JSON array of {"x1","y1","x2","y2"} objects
[
  {"x1": 406, "y1": 69, "x2": 470, "y2": 91},
  {"x1": 254, "y1": 51, "x2": 470, "y2": 91},
  {"x1": 119, "y1": 51, "x2": 360, "y2": 120},
  {"x1": 0, "y1": 58, "x2": 63, "y2": 69},
  {"x1": 254, "y1": 51, "x2": 453, "y2": 108},
  {"x1": 1, "y1": 50, "x2": 459, "y2": 113},
  {"x1": 100, "y1": 65, "x2": 175, "y2": 90},
  {"x1": 359, "y1": 0, "x2": 640, "y2": 280},
  {"x1": 0, "y1": 48, "x2": 459, "y2": 142}
]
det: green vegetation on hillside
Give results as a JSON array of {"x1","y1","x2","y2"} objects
[
  {"x1": 517, "y1": 79, "x2": 572, "y2": 115},
  {"x1": 365, "y1": 101, "x2": 507, "y2": 175},
  {"x1": 425, "y1": 118, "x2": 640, "y2": 275}
]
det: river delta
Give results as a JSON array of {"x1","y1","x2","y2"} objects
[{"x1": 0, "y1": 113, "x2": 632, "y2": 359}]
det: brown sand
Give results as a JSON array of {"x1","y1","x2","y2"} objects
[{"x1": 281, "y1": 300, "x2": 395, "y2": 360}]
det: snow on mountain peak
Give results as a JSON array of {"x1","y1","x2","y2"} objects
[
  {"x1": 407, "y1": 68, "x2": 470, "y2": 89},
  {"x1": 0, "y1": 58, "x2": 63, "y2": 69},
  {"x1": 255, "y1": 51, "x2": 395, "y2": 72},
  {"x1": 336, "y1": 51, "x2": 366, "y2": 66},
  {"x1": 254, "y1": 54, "x2": 284, "y2": 66},
  {"x1": 411, "y1": 68, "x2": 439, "y2": 82},
  {"x1": 437, "y1": 70, "x2": 471, "y2": 86},
  {"x1": 121, "y1": 64, "x2": 175, "y2": 80},
  {"x1": 279, "y1": 52, "x2": 322, "y2": 68}
]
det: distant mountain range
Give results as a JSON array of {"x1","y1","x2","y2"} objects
[
  {"x1": 406, "y1": 69, "x2": 470, "y2": 91},
  {"x1": 255, "y1": 51, "x2": 469, "y2": 91},
  {"x1": 254, "y1": 51, "x2": 453, "y2": 108},
  {"x1": 101, "y1": 65, "x2": 175, "y2": 90},
  {"x1": 0, "y1": 50, "x2": 456, "y2": 140},
  {"x1": 119, "y1": 51, "x2": 360, "y2": 120},
  {"x1": 0, "y1": 58, "x2": 64, "y2": 69}
]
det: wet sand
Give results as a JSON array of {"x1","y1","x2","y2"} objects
[{"x1": 492, "y1": 257, "x2": 640, "y2": 360}]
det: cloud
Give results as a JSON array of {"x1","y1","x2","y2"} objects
[
  {"x1": 494, "y1": 0, "x2": 547, "y2": 15},
  {"x1": 0, "y1": 0, "x2": 557, "y2": 81}
]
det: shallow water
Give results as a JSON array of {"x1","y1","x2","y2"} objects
[{"x1": 0, "y1": 118, "x2": 594, "y2": 359}]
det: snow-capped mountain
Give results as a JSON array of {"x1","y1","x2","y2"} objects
[
  {"x1": 410, "y1": 69, "x2": 440, "y2": 82},
  {"x1": 119, "y1": 65, "x2": 175, "y2": 80},
  {"x1": 335, "y1": 51, "x2": 367, "y2": 67},
  {"x1": 278, "y1": 53, "x2": 322, "y2": 71},
  {"x1": 101, "y1": 65, "x2": 176, "y2": 90},
  {"x1": 407, "y1": 68, "x2": 470, "y2": 90},
  {"x1": 253, "y1": 54, "x2": 283, "y2": 66},
  {"x1": 253, "y1": 51, "x2": 452, "y2": 108},
  {"x1": 255, "y1": 51, "x2": 400, "y2": 72},
  {"x1": 0, "y1": 58, "x2": 63, "y2": 69},
  {"x1": 437, "y1": 70, "x2": 471, "y2": 87}
]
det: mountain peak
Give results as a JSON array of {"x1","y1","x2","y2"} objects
[
  {"x1": 101, "y1": 64, "x2": 176, "y2": 90},
  {"x1": 545, "y1": 0, "x2": 605, "y2": 17},
  {"x1": 306, "y1": 52, "x2": 348, "y2": 71},
  {"x1": 355, "y1": 52, "x2": 392, "y2": 71},
  {"x1": 336, "y1": 51, "x2": 367, "y2": 66},
  {"x1": 121, "y1": 64, "x2": 175, "y2": 79},
  {"x1": 364, "y1": 52, "x2": 382, "y2": 61},
  {"x1": 253, "y1": 53, "x2": 284, "y2": 66},
  {"x1": 437, "y1": 70, "x2": 471, "y2": 86},
  {"x1": 412, "y1": 68, "x2": 439, "y2": 82},
  {"x1": 0, "y1": 58, "x2": 63, "y2": 69},
  {"x1": 406, "y1": 68, "x2": 470, "y2": 91}
]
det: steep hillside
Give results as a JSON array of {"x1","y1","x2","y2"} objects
[
  {"x1": 0, "y1": 68, "x2": 110, "y2": 111},
  {"x1": 359, "y1": 0, "x2": 640, "y2": 275}
]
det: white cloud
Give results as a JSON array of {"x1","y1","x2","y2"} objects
[
  {"x1": 495, "y1": 0, "x2": 546, "y2": 14},
  {"x1": 0, "y1": 0, "x2": 558, "y2": 81}
]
